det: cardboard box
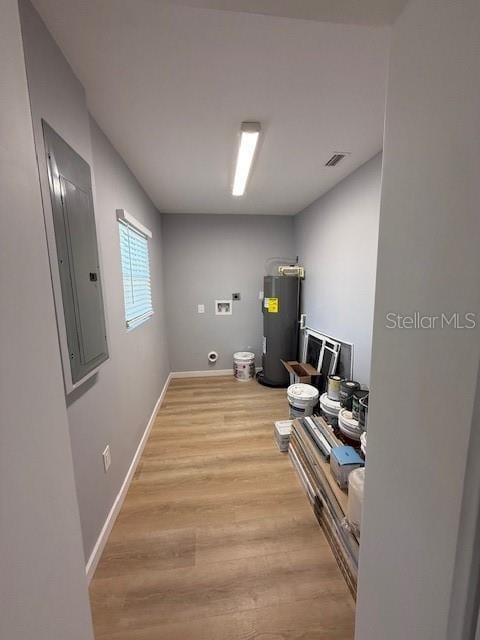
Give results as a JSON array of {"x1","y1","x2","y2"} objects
[
  {"x1": 330, "y1": 446, "x2": 364, "y2": 489},
  {"x1": 282, "y1": 360, "x2": 318, "y2": 385},
  {"x1": 274, "y1": 419, "x2": 293, "y2": 452}
]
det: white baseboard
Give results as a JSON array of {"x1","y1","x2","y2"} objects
[
  {"x1": 85, "y1": 372, "x2": 172, "y2": 582},
  {"x1": 170, "y1": 369, "x2": 232, "y2": 378},
  {"x1": 171, "y1": 366, "x2": 261, "y2": 379}
]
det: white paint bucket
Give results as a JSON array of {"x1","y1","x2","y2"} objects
[
  {"x1": 319, "y1": 392, "x2": 341, "y2": 427},
  {"x1": 233, "y1": 352, "x2": 255, "y2": 382},
  {"x1": 287, "y1": 383, "x2": 319, "y2": 418},
  {"x1": 338, "y1": 408, "x2": 362, "y2": 442},
  {"x1": 347, "y1": 467, "x2": 365, "y2": 537}
]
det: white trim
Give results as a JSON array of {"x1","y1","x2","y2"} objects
[
  {"x1": 85, "y1": 372, "x2": 171, "y2": 582},
  {"x1": 126, "y1": 309, "x2": 154, "y2": 331},
  {"x1": 116, "y1": 208, "x2": 152, "y2": 238},
  {"x1": 171, "y1": 367, "x2": 261, "y2": 379},
  {"x1": 171, "y1": 369, "x2": 232, "y2": 378}
]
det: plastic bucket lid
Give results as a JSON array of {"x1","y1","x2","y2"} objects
[
  {"x1": 339, "y1": 408, "x2": 359, "y2": 429},
  {"x1": 234, "y1": 351, "x2": 255, "y2": 361},
  {"x1": 338, "y1": 408, "x2": 362, "y2": 440},
  {"x1": 360, "y1": 431, "x2": 367, "y2": 454},
  {"x1": 288, "y1": 384, "x2": 319, "y2": 401},
  {"x1": 320, "y1": 392, "x2": 341, "y2": 413}
]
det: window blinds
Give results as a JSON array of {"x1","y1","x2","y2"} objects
[{"x1": 119, "y1": 221, "x2": 153, "y2": 329}]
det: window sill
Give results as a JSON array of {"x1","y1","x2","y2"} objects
[{"x1": 126, "y1": 310, "x2": 154, "y2": 332}]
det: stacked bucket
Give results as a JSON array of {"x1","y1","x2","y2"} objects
[{"x1": 321, "y1": 375, "x2": 369, "y2": 443}]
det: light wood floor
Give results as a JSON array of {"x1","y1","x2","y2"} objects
[{"x1": 90, "y1": 376, "x2": 355, "y2": 640}]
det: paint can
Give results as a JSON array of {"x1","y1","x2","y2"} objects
[
  {"x1": 233, "y1": 352, "x2": 255, "y2": 382},
  {"x1": 339, "y1": 380, "x2": 361, "y2": 410},
  {"x1": 327, "y1": 375, "x2": 343, "y2": 401},
  {"x1": 358, "y1": 394, "x2": 369, "y2": 431},
  {"x1": 352, "y1": 389, "x2": 369, "y2": 421}
]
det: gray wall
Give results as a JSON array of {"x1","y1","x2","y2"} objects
[
  {"x1": 19, "y1": 0, "x2": 170, "y2": 561},
  {"x1": 0, "y1": 1, "x2": 94, "y2": 638},
  {"x1": 356, "y1": 1, "x2": 480, "y2": 639},
  {"x1": 294, "y1": 154, "x2": 382, "y2": 384},
  {"x1": 162, "y1": 214, "x2": 294, "y2": 371},
  {"x1": 68, "y1": 119, "x2": 170, "y2": 558}
]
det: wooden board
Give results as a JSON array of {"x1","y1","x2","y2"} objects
[
  {"x1": 289, "y1": 418, "x2": 360, "y2": 598},
  {"x1": 293, "y1": 419, "x2": 349, "y2": 512}
]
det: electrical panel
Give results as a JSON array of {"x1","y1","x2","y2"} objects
[{"x1": 43, "y1": 121, "x2": 108, "y2": 387}]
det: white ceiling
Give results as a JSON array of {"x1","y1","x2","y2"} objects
[
  {"x1": 32, "y1": 0, "x2": 392, "y2": 215},
  {"x1": 170, "y1": 0, "x2": 406, "y2": 26}
]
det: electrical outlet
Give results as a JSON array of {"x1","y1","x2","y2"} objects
[
  {"x1": 258, "y1": 290, "x2": 264, "y2": 300},
  {"x1": 197, "y1": 304, "x2": 205, "y2": 314},
  {"x1": 102, "y1": 445, "x2": 111, "y2": 472}
]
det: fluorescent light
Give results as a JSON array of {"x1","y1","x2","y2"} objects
[{"x1": 232, "y1": 122, "x2": 261, "y2": 197}]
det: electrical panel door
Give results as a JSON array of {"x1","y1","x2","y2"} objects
[{"x1": 43, "y1": 121, "x2": 108, "y2": 386}]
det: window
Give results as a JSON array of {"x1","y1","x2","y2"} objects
[{"x1": 117, "y1": 209, "x2": 153, "y2": 329}]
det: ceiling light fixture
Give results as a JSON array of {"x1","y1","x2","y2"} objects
[{"x1": 232, "y1": 122, "x2": 261, "y2": 197}]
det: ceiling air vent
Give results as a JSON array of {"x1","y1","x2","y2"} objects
[{"x1": 325, "y1": 152, "x2": 350, "y2": 167}]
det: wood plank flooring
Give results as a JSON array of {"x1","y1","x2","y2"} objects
[{"x1": 89, "y1": 376, "x2": 355, "y2": 640}]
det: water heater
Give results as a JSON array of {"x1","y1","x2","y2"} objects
[{"x1": 257, "y1": 275, "x2": 300, "y2": 387}]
